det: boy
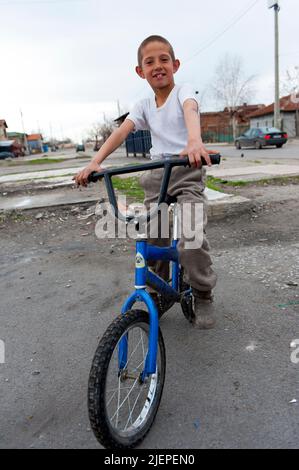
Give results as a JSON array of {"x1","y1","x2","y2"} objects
[{"x1": 74, "y1": 35, "x2": 217, "y2": 329}]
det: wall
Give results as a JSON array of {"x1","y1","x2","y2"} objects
[
  {"x1": 0, "y1": 125, "x2": 7, "y2": 141},
  {"x1": 250, "y1": 112, "x2": 297, "y2": 137}
]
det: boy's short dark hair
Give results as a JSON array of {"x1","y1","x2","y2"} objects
[{"x1": 137, "y1": 35, "x2": 175, "y2": 67}]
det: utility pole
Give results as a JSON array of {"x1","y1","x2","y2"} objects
[
  {"x1": 117, "y1": 99, "x2": 121, "y2": 117},
  {"x1": 268, "y1": 1, "x2": 281, "y2": 128},
  {"x1": 294, "y1": 66, "x2": 299, "y2": 137},
  {"x1": 49, "y1": 122, "x2": 53, "y2": 143},
  {"x1": 20, "y1": 108, "x2": 29, "y2": 155}
]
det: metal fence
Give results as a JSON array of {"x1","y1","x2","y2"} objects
[
  {"x1": 125, "y1": 131, "x2": 152, "y2": 157},
  {"x1": 202, "y1": 125, "x2": 249, "y2": 144}
]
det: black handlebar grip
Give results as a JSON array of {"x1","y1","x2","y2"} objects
[
  {"x1": 201, "y1": 153, "x2": 221, "y2": 165},
  {"x1": 88, "y1": 171, "x2": 103, "y2": 183}
]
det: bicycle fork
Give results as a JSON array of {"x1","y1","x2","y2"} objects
[{"x1": 119, "y1": 204, "x2": 180, "y2": 382}]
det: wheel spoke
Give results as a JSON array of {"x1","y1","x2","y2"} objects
[
  {"x1": 124, "y1": 386, "x2": 144, "y2": 430},
  {"x1": 110, "y1": 375, "x2": 140, "y2": 423},
  {"x1": 123, "y1": 334, "x2": 145, "y2": 370},
  {"x1": 115, "y1": 375, "x2": 121, "y2": 428}
]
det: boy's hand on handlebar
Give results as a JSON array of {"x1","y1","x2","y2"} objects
[
  {"x1": 73, "y1": 162, "x2": 103, "y2": 187},
  {"x1": 180, "y1": 140, "x2": 211, "y2": 168}
]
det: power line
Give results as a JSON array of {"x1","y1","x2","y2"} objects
[{"x1": 184, "y1": 0, "x2": 261, "y2": 63}]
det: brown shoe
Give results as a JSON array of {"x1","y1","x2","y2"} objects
[{"x1": 192, "y1": 290, "x2": 216, "y2": 330}]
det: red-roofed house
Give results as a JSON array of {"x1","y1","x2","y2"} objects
[
  {"x1": 249, "y1": 94, "x2": 299, "y2": 137},
  {"x1": 27, "y1": 133, "x2": 43, "y2": 153}
]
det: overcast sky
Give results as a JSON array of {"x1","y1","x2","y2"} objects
[{"x1": 1, "y1": 0, "x2": 298, "y2": 142}]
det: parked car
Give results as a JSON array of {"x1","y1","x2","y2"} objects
[
  {"x1": 235, "y1": 127, "x2": 288, "y2": 149},
  {"x1": 0, "y1": 151, "x2": 14, "y2": 160},
  {"x1": 76, "y1": 144, "x2": 85, "y2": 152},
  {"x1": 0, "y1": 140, "x2": 25, "y2": 158}
]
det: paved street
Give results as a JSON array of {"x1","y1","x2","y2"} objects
[
  {"x1": 211, "y1": 140, "x2": 299, "y2": 161},
  {"x1": 1, "y1": 141, "x2": 299, "y2": 179}
]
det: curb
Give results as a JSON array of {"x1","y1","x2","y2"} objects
[{"x1": 207, "y1": 195, "x2": 254, "y2": 219}]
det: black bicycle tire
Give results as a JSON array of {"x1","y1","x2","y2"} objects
[{"x1": 88, "y1": 309, "x2": 166, "y2": 449}]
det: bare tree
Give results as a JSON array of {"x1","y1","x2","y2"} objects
[
  {"x1": 87, "y1": 118, "x2": 115, "y2": 147},
  {"x1": 282, "y1": 66, "x2": 299, "y2": 136},
  {"x1": 211, "y1": 54, "x2": 256, "y2": 139},
  {"x1": 281, "y1": 66, "x2": 299, "y2": 95}
]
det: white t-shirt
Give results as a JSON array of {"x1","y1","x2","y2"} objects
[{"x1": 126, "y1": 84, "x2": 199, "y2": 159}]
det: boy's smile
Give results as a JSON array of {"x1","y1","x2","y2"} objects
[{"x1": 136, "y1": 41, "x2": 180, "y2": 96}]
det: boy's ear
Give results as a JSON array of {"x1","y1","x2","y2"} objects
[
  {"x1": 135, "y1": 66, "x2": 145, "y2": 79},
  {"x1": 173, "y1": 59, "x2": 180, "y2": 74}
]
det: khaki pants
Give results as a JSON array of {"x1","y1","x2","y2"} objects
[{"x1": 139, "y1": 165, "x2": 217, "y2": 292}]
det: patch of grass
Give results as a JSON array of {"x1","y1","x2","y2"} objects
[
  {"x1": 253, "y1": 160, "x2": 262, "y2": 164},
  {"x1": 206, "y1": 176, "x2": 247, "y2": 191},
  {"x1": 0, "y1": 210, "x2": 27, "y2": 223},
  {"x1": 206, "y1": 176, "x2": 225, "y2": 192},
  {"x1": 112, "y1": 176, "x2": 144, "y2": 202}
]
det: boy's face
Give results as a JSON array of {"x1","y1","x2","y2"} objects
[{"x1": 136, "y1": 41, "x2": 180, "y2": 91}]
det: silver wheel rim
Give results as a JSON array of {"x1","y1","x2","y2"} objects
[{"x1": 104, "y1": 322, "x2": 161, "y2": 437}]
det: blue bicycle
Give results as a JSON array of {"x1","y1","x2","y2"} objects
[{"x1": 87, "y1": 154, "x2": 220, "y2": 449}]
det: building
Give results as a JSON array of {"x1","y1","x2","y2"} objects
[
  {"x1": 27, "y1": 133, "x2": 43, "y2": 154},
  {"x1": 7, "y1": 132, "x2": 27, "y2": 148},
  {"x1": 0, "y1": 120, "x2": 8, "y2": 140},
  {"x1": 200, "y1": 104, "x2": 265, "y2": 143},
  {"x1": 249, "y1": 94, "x2": 299, "y2": 137}
]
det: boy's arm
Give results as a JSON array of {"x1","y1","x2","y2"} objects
[
  {"x1": 74, "y1": 119, "x2": 135, "y2": 186},
  {"x1": 180, "y1": 99, "x2": 211, "y2": 168}
]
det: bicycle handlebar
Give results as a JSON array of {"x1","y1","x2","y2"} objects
[
  {"x1": 88, "y1": 154, "x2": 221, "y2": 182},
  {"x1": 88, "y1": 153, "x2": 221, "y2": 225}
]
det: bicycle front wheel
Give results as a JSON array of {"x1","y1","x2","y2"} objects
[{"x1": 88, "y1": 309, "x2": 166, "y2": 449}]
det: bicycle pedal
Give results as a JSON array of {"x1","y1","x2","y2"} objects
[{"x1": 181, "y1": 295, "x2": 195, "y2": 323}]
